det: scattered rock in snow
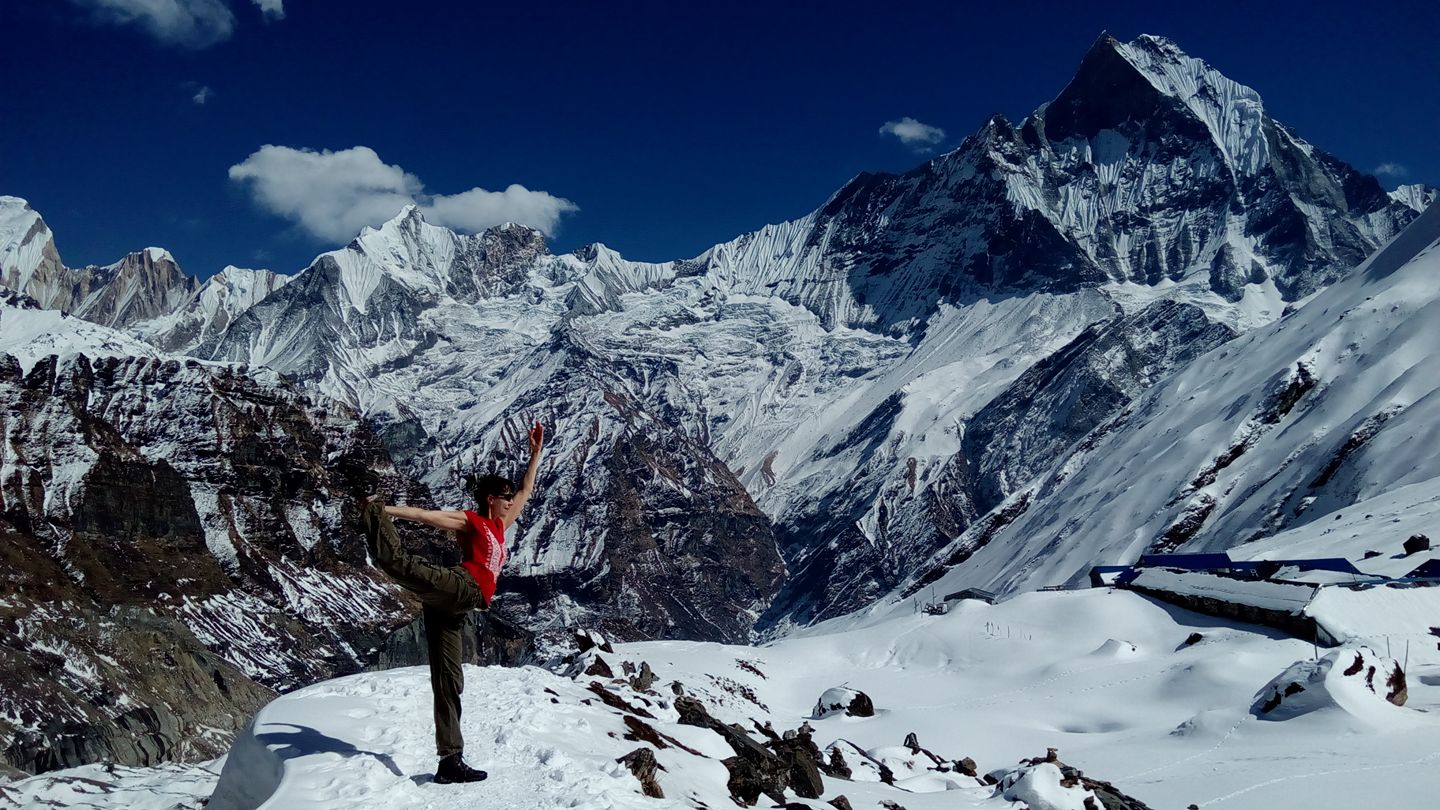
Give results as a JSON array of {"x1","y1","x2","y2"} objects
[
  {"x1": 585, "y1": 681, "x2": 656, "y2": 718},
  {"x1": 629, "y1": 660, "x2": 657, "y2": 692},
  {"x1": 826, "y1": 796, "x2": 854, "y2": 810},
  {"x1": 583, "y1": 654, "x2": 614, "y2": 679},
  {"x1": 821, "y1": 744, "x2": 852, "y2": 778},
  {"x1": 998, "y1": 761, "x2": 1098, "y2": 810},
  {"x1": 616, "y1": 747, "x2": 664, "y2": 798},
  {"x1": 1404, "y1": 534, "x2": 1430, "y2": 555},
  {"x1": 995, "y1": 750, "x2": 1155, "y2": 810},
  {"x1": 736, "y1": 659, "x2": 767, "y2": 679},
  {"x1": 673, "y1": 695, "x2": 799, "y2": 805},
  {"x1": 575, "y1": 629, "x2": 614, "y2": 654}
]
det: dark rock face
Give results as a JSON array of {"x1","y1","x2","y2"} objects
[
  {"x1": 477, "y1": 354, "x2": 786, "y2": 646},
  {"x1": 69, "y1": 250, "x2": 200, "y2": 329},
  {"x1": 0, "y1": 352, "x2": 429, "y2": 775}
]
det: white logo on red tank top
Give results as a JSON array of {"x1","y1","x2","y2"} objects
[{"x1": 480, "y1": 520, "x2": 507, "y2": 576}]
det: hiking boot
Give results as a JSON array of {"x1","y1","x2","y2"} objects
[{"x1": 435, "y1": 753, "x2": 487, "y2": 784}]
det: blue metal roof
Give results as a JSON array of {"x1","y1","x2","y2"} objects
[
  {"x1": 1136, "y1": 552, "x2": 1234, "y2": 570},
  {"x1": 1258, "y1": 557, "x2": 1363, "y2": 576},
  {"x1": 1406, "y1": 559, "x2": 1440, "y2": 579}
]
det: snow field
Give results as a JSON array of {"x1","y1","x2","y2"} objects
[
  {"x1": 216, "y1": 589, "x2": 1440, "y2": 809},
  {"x1": 8, "y1": 588, "x2": 1440, "y2": 809}
]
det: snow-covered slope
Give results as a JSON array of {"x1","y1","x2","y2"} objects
[
  {"x1": 907, "y1": 185, "x2": 1440, "y2": 598},
  {"x1": 0, "y1": 289, "x2": 164, "y2": 370},
  {"x1": 9, "y1": 588, "x2": 1439, "y2": 808}
]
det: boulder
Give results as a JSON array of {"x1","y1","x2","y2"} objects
[
  {"x1": 1253, "y1": 645, "x2": 1408, "y2": 720},
  {"x1": 822, "y1": 745, "x2": 852, "y2": 778},
  {"x1": 812, "y1": 686, "x2": 875, "y2": 718},
  {"x1": 583, "y1": 654, "x2": 614, "y2": 679}
]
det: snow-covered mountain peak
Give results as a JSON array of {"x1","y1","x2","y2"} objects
[
  {"x1": 62, "y1": 246, "x2": 199, "y2": 329},
  {"x1": 0, "y1": 195, "x2": 45, "y2": 243},
  {"x1": 195, "y1": 265, "x2": 290, "y2": 314},
  {"x1": 1390, "y1": 183, "x2": 1437, "y2": 213},
  {"x1": 1115, "y1": 34, "x2": 1269, "y2": 174},
  {"x1": 0, "y1": 195, "x2": 62, "y2": 300},
  {"x1": 334, "y1": 205, "x2": 553, "y2": 303},
  {"x1": 140, "y1": 246, "x2": 175, "y2": 264},
  {"x1": 1044, "y1": 33, "x2": 1269, "y2": 178},
  {"x1": 566, "y1": 242, "x2": 680, "y2": 314}
]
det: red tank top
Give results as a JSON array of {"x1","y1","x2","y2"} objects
[{"x1": 458, "y1": 511, "x2": 508, "y2": 603}]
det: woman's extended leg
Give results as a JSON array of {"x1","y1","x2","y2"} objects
[{"x1": 360, "y1": 499, "x2": 480, "y2": 613}]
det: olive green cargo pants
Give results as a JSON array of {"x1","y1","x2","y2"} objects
[{"x1": 361, "y1": 500, "x2": 483, "y2": 759}]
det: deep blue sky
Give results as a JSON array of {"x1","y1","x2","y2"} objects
[{"x1": 2, "y1": 0, "x2": 1436, "y2": 278}]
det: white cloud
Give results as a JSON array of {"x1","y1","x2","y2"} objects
[
  {"x1": 879, "y1": 117, "x2": 946, "y2": 151},
  {"x1": 192, "y1": 85, "x2": 214, "y2": 104},
  {"x1": 71, "y1": 0, "x2": 236, "y2": 49},
  {"x1": 1375, "y1": 162, "x2": 1409, "y2": 178},
  {"x1": 251, "y1": 0, "x2": 283, "y2": 20},
  {"x1": 228, "y1": 145, "x2": 579, "y2": 243}
]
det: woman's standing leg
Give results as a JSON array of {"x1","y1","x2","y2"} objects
[{"x1": 424, "y1": 606, "x2": 466, "y2": 760}]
